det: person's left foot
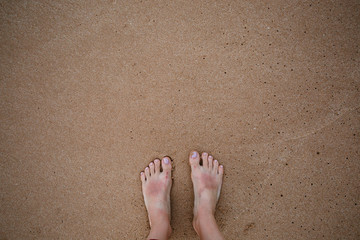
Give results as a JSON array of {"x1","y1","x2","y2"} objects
[{"x1": 140, "y1": 157, "x2": 172, "y2": 237}]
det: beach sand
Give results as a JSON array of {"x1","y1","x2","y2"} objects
[{"x1": 0, "y1": 1, "x2": 359, "y2": 239}]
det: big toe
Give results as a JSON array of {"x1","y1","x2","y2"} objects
[
  {"x1": 189, "y1": 151, "x2": 200, "y2": 169},
  {"x1": 162, "y1": 156, "x2": 172, "y2": 173}
]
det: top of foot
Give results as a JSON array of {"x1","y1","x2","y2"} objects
[
  {"x1": 140, "y1": 157, "x2": 172, "y2": 229},
  {"x1": 189, "y1": 151, "x2": 224, "y2": 217}
]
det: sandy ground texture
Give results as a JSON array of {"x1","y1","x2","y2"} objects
[{"x1": 1, "y1": 0, "x2": 360, "y2": 239}]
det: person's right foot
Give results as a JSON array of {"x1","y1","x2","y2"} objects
[{"x1": 189, "y1": 151, "x2": 224, "y2": 233}]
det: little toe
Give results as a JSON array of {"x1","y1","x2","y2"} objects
[
  {"x1": 149, "y1": 162, "x2": 155, "y2": 175},
  {"x1": 162, "y1": 156, "x2": 172, "y2": 173},
  {"x1": 219, "y1": 165, "x2": 224, "y2": 175},
  {"x1": 140, "y1": 172, "x2": 146, "y2": 183},
  {"x1": 202, "y1": 152, "x2": 209, "y2": 168},
  {"x1": 154, "y1": 159, "x2": 161, "y2": 174},
  {"x1": 208, "y1": 155, "x2": 213, "y2": 170},
  {"x1": 189, "y1": 151, "x2": 200, "y2": 169}
]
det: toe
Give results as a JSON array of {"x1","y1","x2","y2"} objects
[
  {"x1": 162, "y1": 156, "x2": 172, "y2": 173},
  {"x1": 189, "y1": 151, "x2": 200, "y2": 169},
  {"x1": 219, "y1": 165, "x2": 224, "y2": 175},
  {"x1": 140, "y1": 172, "x2": 146, "y2": 183},
  {"x1": 213, "y1": 159, "x2": 219, "y2": 173},
  {"x1": 154, "y1": 159, "x2": 161, "y2": 174},
  {"x1": 145, "y1": 167, "x2": 150, "y2": 178},
  {"x1": 208, "y1": 155, "x2": 213, "y2": 170},
  {"x1": 149, "y1": 162, "x2": 155, "y2": 175},
  {"x1": 202, "y1": 152, "x2": 209, "y2": 168}
]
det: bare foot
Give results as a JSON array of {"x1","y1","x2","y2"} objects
[
  {"x1": 189, "y1": 151, "x2": 224, "y2": 240},
  {"x1": 140, "y1": 157, "x2": 172, "y2": 240}
]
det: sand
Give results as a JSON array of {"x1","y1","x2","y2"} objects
[{"x1": 0, "y1": 0, "x2": 359, "y2": 239}]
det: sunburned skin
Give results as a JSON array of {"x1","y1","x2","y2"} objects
[
  {"x1": 190, "y1": 151, "x2": 223, "y2": 220},
  {"x1": 140, "y1": 151, "x2": 224, "y2": 240},
  {"x1": 145, "y1": 180, "x2": 165, "y2": 197},
  {"x1": 196, "y1": 173, "x2": 218, "y2": 196},
  {"x1": 140, "y1": 157, "x2": 172, "y2": 240}
]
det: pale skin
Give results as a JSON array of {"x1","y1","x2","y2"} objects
[{"x1": 140, "y1": 151, "x2": 224, "y2": 240}]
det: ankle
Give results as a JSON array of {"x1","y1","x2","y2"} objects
[
  {"x1": 149, "y1": 221, "x2": 172, "y2": 239},
  {"x1": 194, "y1": 204, "x2": 215, "y2": 220},
  {"x1": 151, "y1": 218, "x2": 171, "y2": 231},
  {"x1": 193, "y1": 210, "x2": 215, "y2": 233},
  {"x1": 193, "y1": 211, "x2": 224, "y2": 240}
]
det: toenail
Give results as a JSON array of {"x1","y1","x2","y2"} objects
[
  {"x1": 140, "y1": 172, "x2": 144, "y2": 175},
  {"x1": 191, "y1": 152, "x2": 197, "y2": 158},
  {"x1": 163, "y1": 158, "x2": 169, "y2": 164},
  {"x1": 214, "y1": 160, "x2": 218, "y2": 163},
  {"x1": 150, "y1": 162, "x2": 154, "y2": 166}
]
